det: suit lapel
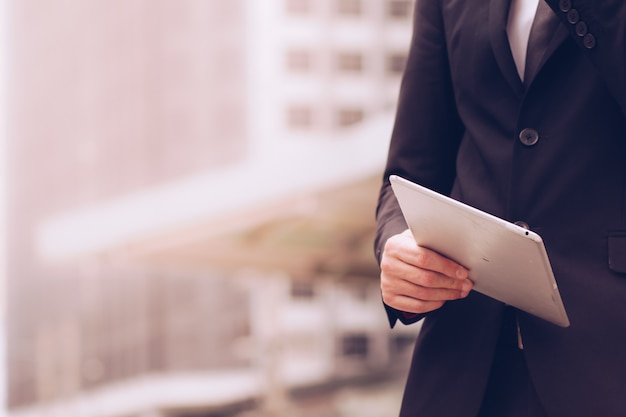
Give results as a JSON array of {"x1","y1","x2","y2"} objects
[
  {"x1": 489, "y1": 0, "x2": 569, "y2": 93},
  {"x1": 489, "y1": 0, "x2": 523, "y2": 95},
  {"x1": 525, "y1": 18, "x2": 569, "y2": 87}
]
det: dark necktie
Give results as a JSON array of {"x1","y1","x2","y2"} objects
[{"x1": 524, "y1": 1, "x2": 558, "y2": 86}]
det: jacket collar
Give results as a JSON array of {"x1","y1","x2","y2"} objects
[{"x1": 489, "y1": 0, "x2": 568, "y2": 95}]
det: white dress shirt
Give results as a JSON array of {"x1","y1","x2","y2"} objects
[{"x1": 507, "y1": 0, "x2": 540, "y2": 80}]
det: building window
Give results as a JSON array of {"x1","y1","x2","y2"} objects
[
  {"x1": 290, "y1": 280, "x2": 316, "y2": 299},
  {"x1": 387, "y1": 0, "x2": 412, "y2": 18},
  {"x1": 337, "y1": 0, "x2": 362, "y2": 16},
  {"x1": 350, "y1": 283, "x2": 369, "y2": 301},
  {"x1": 337, "y1": 52, "x2": 363, "y2": 72},
  {"x1": 342, "y1": 333, "x2": 369, "y2": 357},
  {"x1": 390, "y1": 333, "x2": 417, "y2": 355},
  {"x1": 287, "y1": 105, "x2": 313, "y2": 128},
  {"x1": 286, "y1": 49, "x2": 312, "y2": 72},
  {"x1": 286, "y1": 0, "x2": 310, "y2": 14},
  {"x1": 337, "y1": 108, "x2": 364, "y2": 127},
  {"x1": 387, "y1": 53, "x2": 407, "y2": 75}
]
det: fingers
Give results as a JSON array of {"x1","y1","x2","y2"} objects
[
  {"x1": 388, "y1": 230, "x2": 468, "y2": 280},
  {"x1": 380, "y1": 229, "x2": 473, "y2": 315}
]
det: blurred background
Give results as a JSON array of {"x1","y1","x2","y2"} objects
[{"x1": 1, "y1": 0, "x2": 421, "y2": 416}]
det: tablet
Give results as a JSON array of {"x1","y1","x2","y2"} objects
[{"x1": 390, "y1": 175, "x2": 570, "y2": 327}]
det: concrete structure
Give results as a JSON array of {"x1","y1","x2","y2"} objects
[{"x1": 5, "y1": 1, "x2": 417, "y2": 416}]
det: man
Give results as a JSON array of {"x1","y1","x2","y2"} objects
[{"x1": 375, "y1": 0, "x2": 626, "y2": 416}]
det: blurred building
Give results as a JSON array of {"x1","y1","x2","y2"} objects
[{"x1": 5, "y1": 1, "x2": 417, "y2": 416}]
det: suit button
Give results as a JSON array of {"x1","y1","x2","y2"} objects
[
  {"x1": 567, "y1": 9, "x2": 580, "y2": 24},
  {"x1": 575, "y1": 21, "x2": 588, "y2": 37},
  {"x1": 514, "y1": 221, "x2": 530, "y2": 230},
  {"x1": 519, "y1": 128, "x2": 539, "y2": 146},
  {"x1": 583, "y1": 33, "x2": 596, "y2": 49},
  {"x1": 559, "y1": 0, "x2": 571, "y2": 12}
]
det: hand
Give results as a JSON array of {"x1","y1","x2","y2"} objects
[{"x1": 380, "y1": 229, "x2": 473, "y2": 315}]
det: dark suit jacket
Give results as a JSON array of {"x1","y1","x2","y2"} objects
[{"x1": 375, "y1": 0, "x2": 626, "y2": 416}]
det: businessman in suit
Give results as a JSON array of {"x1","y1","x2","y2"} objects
[{"x1": 375, "y1": 0, "x2": 626, "y2": 416}]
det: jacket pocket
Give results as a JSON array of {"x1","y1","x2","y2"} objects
[{"x1": 608, "y1": 231, "x2": 626, "y2": 274}]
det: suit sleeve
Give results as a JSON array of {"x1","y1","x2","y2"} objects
[
  {"x1": 375, "y1": 0, "x2": 464, "y2": 326},
  {"x1": 545, "y1": 0, "x2": 626, "y2": 115}
]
